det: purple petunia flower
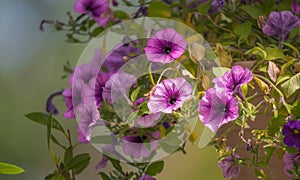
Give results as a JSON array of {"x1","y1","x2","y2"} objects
[
  {"x1": 46, "y1": 91, "x2": 63, "y2": 115},
  {"x1": 198, "y1": 88, "x2": 239, "y2": 132},
  {"x1": 213, "y1": 65, "x2": 253, "y2": 95},
  {"x1": 218, "y1": 152, "x2": 240, "y2": 179},
  {"x1": 283, "y1": 152, "x2": 300, "y2": 177},
  {"x1": 262, "y1": 11, "x2": 300, "y2": 41},
  {"x1": 148, "y1": 78, "x2": 192, "y2": 114},
  {"x1": 134, "y1": 98, "x2": 161, "y2": 128},
  {"x1": 291, "y1": 0, "x2": 300, "y2": 14},
  {"x1": 69, "y1": 63, "x2": 100, "y2": 86},
  {"x1": 77, "y1": 102, "x2": 100, "y2": 143},
  {"x1": 139, "y1": 174, "x2": 156, "y2": 180},
  {"x1": 121, "y1": 135, "x2": 158, "y2": 159},
  {"x1": 74, "y1": 0, "x2": 110, "y2": 26},
  {"x1": 62, "y1": 80, "x2": 87, "y2": 119},
  {"x1": 144, "y1": 28, "x2": 186, "y2": 64},
  {"x1": 282, "y1": 120, "x2": 300, "y2": 149}
]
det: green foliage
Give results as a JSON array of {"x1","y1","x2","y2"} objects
[
  {"x1": 0, "y1": 162, "x2": 24, "y2": 175},
  {"x1": 239, "y1": 5, "x2": 264, "y2": 19},
  {"x1": 281, "y1": 73, "x2": 300, "y2": 98},
  {"x1": 233, "y1": 21, "x2": 252, "y2": 39},
  {"x1": 145, "y1": 161, "x2": 164, "y2": 176},
  {"x1": 147, "y1": 1, "x2": 171, "y2": 18}
]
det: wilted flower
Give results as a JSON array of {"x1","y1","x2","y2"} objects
[
  {"x1": 46, "y1": 91, "x2": 63, "y2": 115},
  {"x1": 282, "y1": 119, "x2": 300, "y2": 149},
  {"x1": 283, "y1": 152, "x2": 300, "y2": 177},
  {"x1": 74, "y1": 0, "x2": 110, "y2": 26},
  {"x1": 291, "y1": 0, "x2": 300, "y2": 14},
  {"x1": 262, "y1": 11, "x2": 300, "y2": 40},
  {"x1": 198, "y1": 88, "x2": 239, "y2": 132},
  {"x1": 77, "y1": 102, "x2": 100, "y2": 143},
  {"x1": 213, "y1": 65, "x2": 253, "y2": 95},
  {"x1": 144, "y1": 28, "x2": 186, "y2": 64},
  {"x1": 218, "y1": 152, "x2": 240, "y2": 179},
  {"x1": 148, "y1": 78, "x2": 192, "y2": 114},
  {"x1": 139, "y1": 174, "x2": 156, "y2": 180}
]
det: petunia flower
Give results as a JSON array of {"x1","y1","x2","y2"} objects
[
  {"x1": 46, "y1": 91, "x2": 63, "y2": 115},
  {"x1": 198, "y1": 88, "x2": 239, "y2": 132},
  {"x1": 77, "y1": 102, "x2": 100, "y2": 143},
  {"x1": 213, "y1": 65, "x2": 253, "y2": 95},
  {"x1": 62, "y1": 80, "x2": 87, "y2": 119},
  {"x1": 218, "y1": 151, "x2": 240, "y2": 179},
  {"x1": 121, "y1": 135, "x2": 158, "y2": 159},
  {"x1": 262, "y1": 11, "x2": 300, "y2": 41},
  {"x1": 144, "y1": 28, "x2": 186, "y2": 64},
  {"x1": 282, "y1": 120, "x2": 300, "y2": 149},
  {"x1": 69, "y1": 63, "x2": 100, "y2": 86},
  {"x1": 134, "y1": 98, "x2": 161, "y2": 128},
  {"x1": 74, "y1": 0, "x2": 110, "y2": 26},
  {"x1": 139, "y1": 174, "x2": 156, "y2": 180},
  {"x1": 283, "y1": 152, "x2": 300, "y2": 177},
  {"x1": 291, "y1": 0, "x2": 300, "y2": 14},
  {"x1": 148, "y1": 77, "x2": 192, "y2": 114}
]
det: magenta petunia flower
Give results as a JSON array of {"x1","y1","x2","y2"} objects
[
  {"x1": 198, "y1": 88, "x2": 239, "y2": 132},
  {"x1": 148, "y1": 78, "x2": 192, "y2": 114},
  {"x1": 262, "y1": 11, "x2": 300, "y2": 40},
  {"x1": 144, "y1": 28, "x2": 186, "y2": 64},
  {"x1": 74, "y1": 0, "x2": 109, "y2": 26},
  {"x1": 291, "y1": 0, "x2": 300, "y2": 15},
  {"x1": 77, "y1": 102, "x2": 100, "y2": 143},
  {"x1": 283, "y1": 152, "x2": 300, "y2": 177},
  {"x1": 213, "y1": 65, "x2": 253, "y2": 95},
  {"x1": 218, "y1": 152, "x2": 240, "y2": 179},
  {"x1": 282, "y1": 120, "x2": 300, "y2": 149}
]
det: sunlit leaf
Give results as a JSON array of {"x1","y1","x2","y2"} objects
[
  {"x1": 281, "y1": 72, "x2": 300, "y2": 98},
  {"x1": 0, "y1": 162, "x2": 24, "y2": 175}
]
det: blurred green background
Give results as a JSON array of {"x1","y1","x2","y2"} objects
[{"x1": 0, "y1": 0, "x2": 223, "y2": 179}]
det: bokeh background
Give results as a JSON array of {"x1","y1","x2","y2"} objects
[{"x1": 0, "y1": 0, "x2": 223, "y2": 179}]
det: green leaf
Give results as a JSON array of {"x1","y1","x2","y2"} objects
[
  {"x1": 114, "y1": 10, "x2": 129, "y2": 19},
  {"x1": 267, "y1": 115, "x2": 285, "y2": 135},
  {"x1": 197, "y1": 0, "x2": 213, "y2": 15},
  {"x1": 291, "y1": 100, "x2": 300, "y2": 119},
  {"x1": 233, "y1": 21, "x2": 252, "y2": 39},
  {"x1": 65, "y1": 153, "x2": 90, "y2": 171},
  {"x1": 264, "y1": 146, "x2": 275, "y2": 163},
  {"x1": 131, "y1": 87, "x2": 141, "y2": 103},
  {"x1": 281, "y1": 72, "x2": 300, "y2": 98},
  {"x1": 64, "y1": 147, "x2": 73, "y2": 166},
  {"x1": 47, "y1": 113, "x2": 53, "y2": 149},
  {"x1": 148, "y1": 1, "x2": 171, "y2": 18},
  {"x1": 106, "y1": 156, "x2": 123, "y2": 174},
  {"x1": 265, "y1": 47, "x2": 286, "y2": 60},
  {"x1": 90, "y1": 135, "x2": 113, "y2": 144},
  {"x1": 0, "y1": 162, "x2": 24, "y2": 175},
  {"x1": 25, "y1": 112, "x2": 65, "y2": 133},
  {"x1": 50, "y1": 173, "x2": 64, "y2": 180},
  {"x1": 212, "y1": 67, "x2": 230, "y2": 77},
  {"x1": 145, "y1": 161, "x2": 164, "y2": 176},
  {"x1": 99, "y1": 172, "x2": 110, "y2": 180},
  {"x1": 198, "y1": 126, "x2": 216, "y2": 149},
  {"x1": 240, "y1": 5, "x2": 264, "y2": 19}
]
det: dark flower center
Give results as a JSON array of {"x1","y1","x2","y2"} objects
[
  {"x1": 168, "y1": 96, "x2": 177, "y2": 105},
  {"x1": 219, "y1": 104, "x2": 227, "y2": 113},
  {"x1": 164, "y1": 46, "x2": 172, "y2": 54},
  {"x1": 293, "y1": 129, "x2": 300, "y2": 135}
]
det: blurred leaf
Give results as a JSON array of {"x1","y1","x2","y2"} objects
[
  {"x1": 0, "y1": 162, "x2": 24, "y2": 175},
  {"x1": 114, "y1": 10, "x2": 129, "y2": 19},
  {"x1": 50, "y1": 173, "x2": 64, "y2": 180},
  {"x1": 64, "y1": 147, "x2": 73, "y2": 166},
  {"x1": 99, "y1": 172, "x2": 110, "y2": 180},
  {"x1": 240, "y1": 5, "x2": 264, "y2": 19},
  {"x1": 212, "y1": 67, "x2": 230, "y2": 77},
  {"x1": 253, "y1": 77, "x2": 270, "y2": 94},
  {"x1": 25, "y1": 112, "x2": 65, "y2": 133},
  {"x1": 148, "y1": 1, "x2": 171, "y2": 18},
  {"x1": 268, "y1": 61, "x2": 280, "y2": 82},
  {"x1": 198, "y1": 127, "x2": 216, "y2": 149},
  {"x1": 281, "y1": 72, "x2": 300, "y2": 98},
  {"x1": 215, "y1": 43, "x2": 232, "y2": 68},
  {"x1": 198, "y1": 0, "x2": 213, "y2": 15},
  {"x1": 145, "y1": 161, "x2": 164, "y2": 176},
  {"x1": 189, "y1": 42, "x2": 205, "y2": 64},
  {"x1": 90, "y1": 135, "x2": 113, "y2": 144},
  {"x1": 233, "y1": 21, "x2": 252, "y2": 39},
  {"x1": 106, "y1": 156, "x2": 123, "y2": 174},
  {"x1": 65, "y1": 153, "x2": 90, "y2": 171},
  {"x1": 265, "y1": 47, "x2": 285, "y2": 60},
  {"x1": 291, "y1": 100, "x2": 300, "y2": 119},
  {"x1": 264, "y1": 146, "x2": 275, "y2": 163},
  {"x1": 131, "y1": 87, "x2": 141, "y2": 103},
  {"x1": 267, "y1": 115, "x2": 285, "y2": 135}
]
